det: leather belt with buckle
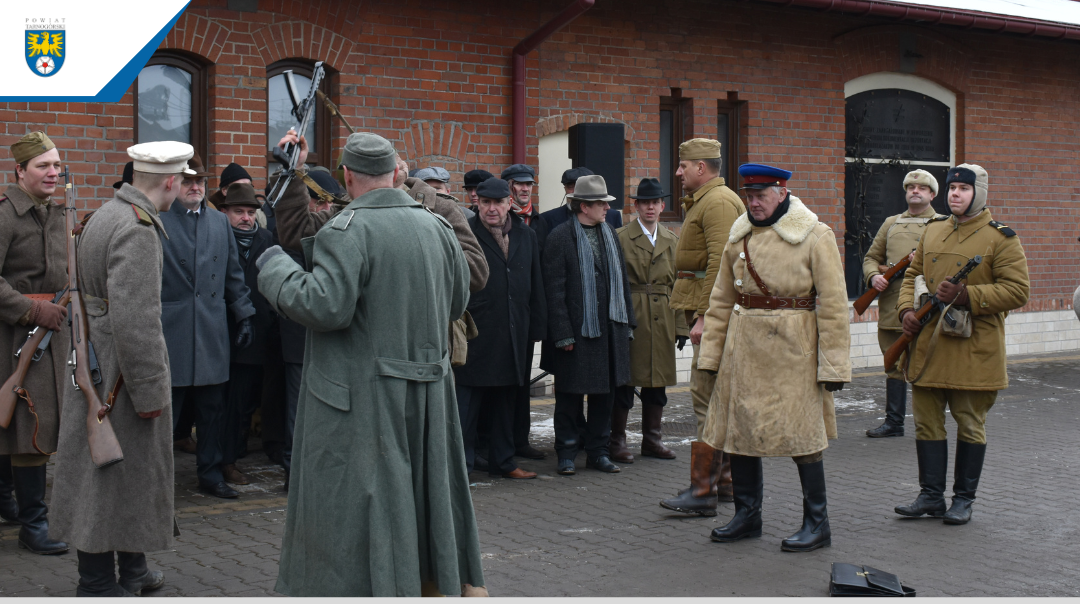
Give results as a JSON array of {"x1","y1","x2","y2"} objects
[{"x1": 736, "y1": 292, "x2": 816, "y2": 310}]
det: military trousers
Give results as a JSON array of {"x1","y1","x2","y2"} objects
[
  {"x1": 687, "y1": 310, "x2": 718, "y2": 441},
  {"x1": 877, "y1": 329, "x2": 905, "y2": 380},
  {"x1": 912, "y1": 386, "x2": 997, "y2": 444}
]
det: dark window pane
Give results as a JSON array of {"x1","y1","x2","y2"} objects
[
  {"x1": 717, "y1": 112, "x2": 729, "y2": 183},
  {"x1": 660, "y1": 109, "x2": 673, "y2": 212},
  {"x1": 137, "y1": 65, "x2": 192, "y2": 144},
  {"x1": 268, "y1": 72, "x2": 317, "y2": 151}
]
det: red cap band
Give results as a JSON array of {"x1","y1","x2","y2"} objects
[{"x1": 742, "y1": 175, "x2": 787, "y2": 186}]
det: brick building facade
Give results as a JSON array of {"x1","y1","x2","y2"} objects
[{"x1": 3, "y1": 0, "x2": 1078, "y2": 362}]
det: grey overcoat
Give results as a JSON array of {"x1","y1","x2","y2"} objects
[
  {"x1": 51, "y1": 185, "x2": 175, "y2": 553},
  {"x1": 258, "y1": 186, "x2": 484, "y2": 596}
]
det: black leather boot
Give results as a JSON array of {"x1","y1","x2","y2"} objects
[
  {"x1": 77, "y1": 550, "x2": 134, "y2": 597},
  {"x1": 943, "y1": 440, "x2": 986, "y2": 525},
  {"x1": 118, "y1": 552, "x2": 165, "y2": 596},
  {"x1": 895, "y1": 440, "x2": 948, "y2": 517},
  {"x1": 710, "y1": 455, "x2": 763, "y2": 542},
  {"x1": 866, "y1": 378, "x2": 906, "y2": 437},
  {"x1": 608, "y1": 404, "x2": 634, "y2": 464},
  {"x1": 781, "y1": 460, "x2": 831, "y2": 552},
  {"x1": 0, "y1": 455, "x2": 20, "y2": 524},
  {"x1": 13, "y1": 464, "x2": 68, "y2": 555},
  {"x1": 661, "y1": 442, "x2": 718, "y2": 516}
]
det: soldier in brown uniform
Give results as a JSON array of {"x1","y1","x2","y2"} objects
[
  {"x1": 50, "y1": 141, "x2": 188, "y2": 596},
  {"x1": 661, "y1": 139, "x2": 745, "y2": 517},
  {"x1": 862, "y1": 170, "x2": 942, "y2": 437},
  {"x1": 895, "y1": 164, "x2": 1029, "y2": 525},
  {"x1": 0, "y1": 132, "x2": 70, "y2": 555}
]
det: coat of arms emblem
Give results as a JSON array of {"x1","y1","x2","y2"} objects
[{"x1": 26, "y1": 30, "x2": 65, "y2": 77}]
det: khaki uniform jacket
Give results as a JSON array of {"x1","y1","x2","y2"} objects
[
  {"x1": 698, "y1": 197, "x2": 850, "y2": 457},
  {"x1": 617, "y1": 219, "x2": 688, "y2": 387},
  {"x1": 862, "y1": 206, "x2": 940, "y2": 330},
  {"x1": 670, "y1": 177, "x2": 745, "y2": 317},
  {"x1": 897, "y1": 209, "x2": 1029, "y2": 390},
  {"x1": 51, "y1": 185, "x2": 174, "y2": 553},
  {"x1": 0, "y1": 185, "x2": 68, "y2": 455}
]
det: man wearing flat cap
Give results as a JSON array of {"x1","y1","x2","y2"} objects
[
  {"x1": 895, "y1": 164, "x2": 1029, "y2": 526},
  {"x1": 660, "y1": 138, "x2": 745, "y2": 517},
  {"x1": 861, "y1": 169, "x2": 943, "y2": 439},
  {"x1": 698, "y1": 163, "x2": 849, "y2": 552},
  {"x1": 51, "y1": 140, "x2": 189, "y2": 596},
  {"x1": 415, "y1": 166, "x2": 452, "y2": 194},
  {"x1": 0, "y1": 131, "x2": 70, "y2": 556},
  {"x1": 258, "y1": 131, "x2": 485, "y2": 597},
  {"x1": 501, "y1": 163, "x2": 550, "y2": 252}
]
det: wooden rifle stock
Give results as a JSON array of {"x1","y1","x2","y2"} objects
[
  {"x1": 63, "y1": 168, "x2": 124, "y2": 469},
  {"x1": 0, "y1": 290, "x2": 71, "y2": 429},
  {"x1": 853, "y1": 252, "x2": 914, "y2": 316}
]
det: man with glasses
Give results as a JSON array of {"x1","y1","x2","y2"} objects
[{"x1": 158, "y1": 152, "x2": 256, "y2": 499}]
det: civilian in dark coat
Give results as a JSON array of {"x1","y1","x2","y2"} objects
[
  {"x1": 541, "y1": 167, "x2": 623, "y2": 233},
  {"x1": 540, "y1": 175, "x2": 635, "y2": 476},
  {"x1": 454, "y1": 179, "x2": 546, "y2": 479}
]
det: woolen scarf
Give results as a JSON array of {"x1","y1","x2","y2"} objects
[
  {"x1": 483, "y1": 214, "x2": 511, "y2": 259},
  {"x1": 511, "y1": 197, "x2": 534, "y2": 225},
  {"x1": 571, "y1": 219, "x2": 629, "y2": 338},
  {"x1": 232, "y1": 222, "x2": 258, "y2": 260}
]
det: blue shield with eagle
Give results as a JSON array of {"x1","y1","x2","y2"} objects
[{"x1": 26, "y1": 30, "x2": 65, "y2": 77}]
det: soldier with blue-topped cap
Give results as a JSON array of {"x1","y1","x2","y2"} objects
[{"x1": 697, "y1": 163, "x2": 850, "y2": 552}]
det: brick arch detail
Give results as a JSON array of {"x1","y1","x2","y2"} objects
[
  {"x1": 160, "y1": 12, "x2": 229, "y2": 64},
  {"x1": 832, "y1": 25, "x2": 970, "y2": 94},
  {"x1": 402, "y1": 120, "x2": 472, "y2": 170},
  {"x1": 250, "y1": 21, "x2": 356, "y2": 73},
  {"x1": 536, "y1": 113, "x2": 636, "y2": 142}
]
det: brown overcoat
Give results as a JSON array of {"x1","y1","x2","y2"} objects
[
  {"x1": 0, "y1": 184, "x2": 69, "y2": 455},
  {"x1": 897, "y1": 209, "x2": 1029, "y2": 390},
  {"x1": 698, "y1": 196, "x2": 850, "y2": 457},
  {"x1": 51, "y1": 185, "x2": 174, "y2": 553},
  {"x1": 669, "y1": 177, "x2": 745, "y2": 317},
  {"x1": 617, "y1": 219, "x2": 688, "y2": 387}
]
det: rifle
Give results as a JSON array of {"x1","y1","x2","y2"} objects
[
  {"x1": 853, "y1": 251, "x2": 915, "y2": 316},
  {"x1": 0, "y1": 288, "x2": 70, "y2": 430},
  {"x1": 316, "y1": 89, "x2": 356, "y2": 134},
  {"x1": 266, "y1": 62, "x2": 325, "y2": 208},
  {"x1": 883, "y1": 255, "x2": 982, "y2": 371},
  {"x1": 62, "y1": 167, "x2": 124, "y2": 469}
]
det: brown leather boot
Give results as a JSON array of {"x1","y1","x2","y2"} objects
[
  {"x1": 222, "y1": 464, "x2": 251, "y2": 486},
  {"x1": 640, "y1": 403, "x2": 675, "y2": 459},
  {"x1": 659, "y1": 441, "x2": 718, "y2": 516},
  {"x1": 173, "y1": 436, "x2": 197, "y2": 455},
  {"x1": 608, "y1": 404, "x2": 634, "y2": 464},
  {"x1": 715, "y1": 451, "x2": 733, "y2": 502}
]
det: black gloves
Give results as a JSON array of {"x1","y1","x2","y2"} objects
[
  {"x1": 235, "y1": 317, "x2": 254, "y2": 349},
  {"x1": 821, "y1": 382, "x2": 845, "y2": 392},
  {"x1": 676, "y1": 335, "x2": 689, "y2": 351}
]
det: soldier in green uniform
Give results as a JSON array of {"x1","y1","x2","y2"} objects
[
  {"x1": 862, "y1": 170, "x2": 942, "y2": 437},
  {"x1": 895, "y1": 164, "x2": 1030, "y2": 525},
  {"x1": 0, "y1": 132, "x2": 69, "y2": 555}
]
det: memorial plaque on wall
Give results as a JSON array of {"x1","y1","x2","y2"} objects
[{"x1": 845, "y1": 89, "x2": 950, "y2": 163}]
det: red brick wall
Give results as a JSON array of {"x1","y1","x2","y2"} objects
[{"x1": 0, "y1": 0, "x2": 1076, "y2": 308}]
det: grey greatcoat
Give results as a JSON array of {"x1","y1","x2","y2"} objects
[
  {"x1": 258, "y1": 187, "x2": 483, "y2": 596},
  {"x1": 51, "y1": 185, "x2": 174, "y2": 553},
  {"x1": 0, "y1": 184, "x2": 68, "y2": 455},
  {"x1": 158, "y1": 199, "x2": 254, "y2": 387}
]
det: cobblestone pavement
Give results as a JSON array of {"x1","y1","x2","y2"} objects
[{"x1": 2, "y1": 352, "x2": 1078, "y2": 596}]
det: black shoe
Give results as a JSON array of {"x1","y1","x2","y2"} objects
[
  {"x1": 118, "y1": 552, "x2": 165, "y2": 596},
  {"x1": 586, "y1": 455, "x2": 620, "y2": 473},
  {"x1": 867, "y1": 378, "x2": 907, "y2": 437},
  {"x1": 557, "y1": 459, "x2": 576, "y2": 475},
  {"x1": 710, "y1": 455, "x2": 763, "y2": 542},
  {"x1": 781, "y1": 460, "x2": 831, "y2": 552},
  {"x1": 943, "y1": 440, "x2": 986, "y2": 525},
  {"x1": 198, "y1": 481, "x2": 239, "y2": 499},
  {"x1": 895, "y1": 440, "x2": 948, "y2": 517},
  {"x1": 0, "y1": 455, "x2": 20, "y2": 524},
  {"x1": 13, "y1": 465, "x2": 68, "y2": 555},
  {"x1": 474, "y1": 454, "x2": 490, "y2": 473},
  {"x1": 515, "y1": 445, "x2": 547, "y2": 460},
  {"x1": 660, "y1": 442, "x2": 718, "y2": 516},
  {"x1": 866, "y1": 422, "x2": 904, "y2": 437}
]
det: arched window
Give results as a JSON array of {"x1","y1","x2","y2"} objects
[
  {"x1": 843, "y1": 73, "x2": 957, "y2": 297},
  {"x1": 134, "y1": 51, "x2": 208, "y2": 163},
  {"x1": 266, "y1": 59, "x2": 332, "y2": 168}
]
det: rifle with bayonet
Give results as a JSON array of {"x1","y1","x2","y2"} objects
[
  {"x1": 0, "y1": 288, "x2": 70, "y2": 430},
  {"x1": 266, "y1": 62, "x2": 328, "y2": 208},
  {"x1": 853, "y1": 250, "x2": 915, "y2": 316},
  {"x1": 883, "y1": 255, "x2": 982, "y2": 371},
  {"x1": 62, "y1": 167, "x2": 124, "y2": 468}
]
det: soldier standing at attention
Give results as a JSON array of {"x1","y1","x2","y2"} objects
[
  {"x1": 0, "y1": 132, "x2": 70, "y2": 555},
  {"x1": 862, "y1": 170, "x2": 943, "y2": 437},
  {"x1": 51, "y1": 141, "x2": 188, "y2": 596},
  {"x1": 895, "y1": 164, "x2": 1029, "y2": 525},
  {"x1": 660, "y1": 138, "x2": 745, "y2": 517}
]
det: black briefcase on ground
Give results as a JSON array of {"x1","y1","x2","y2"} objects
[{"x1": 830, "y1": 563, "x2": 916, "y2": 597}]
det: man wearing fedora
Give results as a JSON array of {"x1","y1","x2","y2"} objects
[
  {"x1": 609, "y1": 178, "x2": 687, "y2": 464},
  {"x1": 541, "y1": 174, "x2": 636, "y2": 475},
  {"x1": 159, "y1": 152, "x2": 256, "y2": 498},
  {"x1": 541, "y1": 167, "x2": 624, "y2": 231}
]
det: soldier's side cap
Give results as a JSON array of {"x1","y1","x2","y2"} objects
[
  {"x1": 738, "y1": 163, "x2": 792, "y2": 189},
  {"x1": 501, "y1": 163, "x2": 536, "y2": 183},
  {"x1": 678, "y1": 138, "x2": 721, "y2": 161},
  {"x1": 476, "y1": 178, "x2": 511, "y2": 200},
  {"x1": 127, "y1": 141, "x2": 194, "y2": 174},
  {"x1": 903, "y1": 169, "x2": 939, "y2": 195},
  {"x1": 338, "y1": 132, "x2": 397, "y2": 176},
  {"x1": 463, "y1": 169, "x2": 494, "y2": 188},
  {"x1": 217, "y1": 182, "x2": 262, "y2": 209},
  {"x1": 415, "y1": 166, "x2": 451, "y2": 183},
  {"x1": 11, "y1": 131, "x2": 56, "y2": 164}
]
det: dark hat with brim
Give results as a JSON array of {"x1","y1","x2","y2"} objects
[
  {"x1": 305, "y1": 169, "x2": 343, "y2": 200},
  {"x1": 567, "y1": 174, "x2": 615, "y2": 202},
  {"x1": 216, "y1": 182, "x2": 262, "y2": 209},
  {"x1": 113, "y1": 161, "x2": 134, "y2": 189},
  {"x1": 185, "y1": 151, "x2": 214, "y2": 178},
  {"x1": 628, "y1": 177, "x2": 669, "y2": 200}
]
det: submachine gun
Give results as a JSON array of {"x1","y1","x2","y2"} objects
[{"x1": 883, "y1": 255, "x2": 982, "y2": 371}]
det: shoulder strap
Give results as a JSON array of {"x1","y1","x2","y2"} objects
[
  {"x1": 71, "y1": 211, "x2": 95, "y2": 236},
  {"x1": 742, "y1": 234, "x2": 771, "y2": 297},
  {"x1": 130, "y1": 204, "x2": 153, "y2": 226},
  {"x1": 988, "y1": 220, "x2": 1016, "y2": 237},
  {"x1": 930, "y1": 214, "x2": 950, "y2": 222}
]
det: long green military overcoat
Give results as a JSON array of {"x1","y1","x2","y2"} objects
[{"x1": 258, "y1": 186, "x2": 484, "y2": 597}]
